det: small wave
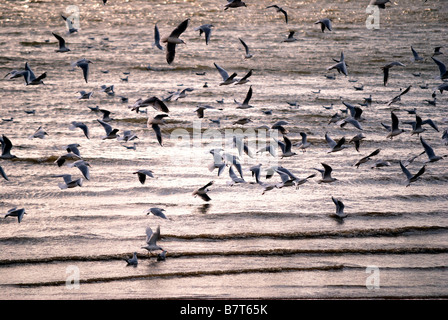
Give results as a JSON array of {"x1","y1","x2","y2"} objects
[
  {"x1": 166, "y1": 226, "x2": 448, "y2": 241},
  {"x1": 7, "y1": 264, "x2": 346, "y2": 288}
]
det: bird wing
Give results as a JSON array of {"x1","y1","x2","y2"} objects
[
  {"x1": 169, "y1": 19, "x2": 189, "y2": 38},
  {"x1": 325, "y1": 133, "x2": 337, "y2": 148},
  {"x1": 242, "y1": 86, "x2": 252, "y2": 105},
  {"x1": 239, "y1": 38, "x2": 249, "y2": 54},
  {"x1": 214, "y1": 63, "x2": 230, "y2": 80},
  {"x1": 152, "y1": 124, "x2": 163, "y2": 146},
  {"x1": 399, "y1": 161, "x2": 413, "y2": 180},
  {"x1": 97, "y1": 119, "x2": 112, "y2": 135},
  {"x1": 431, "y1": 57, "x2": 447, "y2": 78},
  {"x1": 420, "y1": 136, "x2": 437, "y2": 159},
  {"x1": 166, "y1": 42, "x2": 176, "y2": 65}
]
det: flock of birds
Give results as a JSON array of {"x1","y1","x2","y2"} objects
[{"x1": 1, "y1": 0, "x2": 448, "y2": 267}]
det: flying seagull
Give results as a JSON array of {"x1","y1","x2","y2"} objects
[
  {"x1": 192, "y1": 181, "x2": 214, "y2": 202},
  {"x1": 410, "y1": 46, "x2": 424, "y2": 62},
  {"x1": 133, "y1": 170, "x2": 154, "y2": 184},
  {"x1": 52, "y1": 32, "x2": 70, "y2": 52},
  {"x1": 162, "y1": 18, "x2": 189, "y2": 64},
  {"x1": 420, "y1": 136, "x2": 446, "y2": 163},
  {"x1": 235, "y1": 69, "x2": 253, "y2": 85},
  {"x1": 354, "y1": 148, "x2": 381, "y2": 168},
  {"x1": 54, "y1": 174, "x2": 83, "y2": 190},
  {"x1": 431, "y1": 57, "x2": 448, "y2": 80},
  {"x1": 4, "y1": 208, "x2": 26, "y2": 223},
  {"x1": 153, "y1": 24, "x2": 163, "y2": 50},
  {"x1": 283, "y1": 30, "x2": 298, "y2": 42},
  {"x1": 194, "y1": 24, "x2": 213, "y2": 45},
  {"x1": 214, "y1": 63, "x2": 237, "y2": 85},
  {"x1": 331, "y1": 197, "x2": 347, "y2": 219},
  {"x1": 313, "y1": 163, "x2": 338, "y2": 183},
  {"x1": 61, "y1": 14, "x2": 78, "y2": 34},
  {"x1": 145, "y1": 208, "x2": 167, "y2": 219},
  {"x1": 72, "y1": 58, "x2": 92, "y2": 83},
  {"x1": 315, "y1": 18, "x2": 332, "y2": 32},
  {"x1": 399, "y1": 161, "x2": 426, "y2": 187},
  {"x1": 97, "y1": 119, "x2": 119, "y2": 140},
  {"x1": 141, "y1": 226, "x2": 163, "y2": 256},
  {"x1": 69, "y1": 121, "x2": 90, "y2": 139},
  {"x1": 147, "y1": 114, "x2": 169, "y2": 146},
  {"x1": 325, "y1": 132, "x2": 348, "y2": 153},
  {"x1": 239, "y1": 38, "x2": 253, "y2": 59},
  {"x1": 224, "y1": 0, "x2": 247, "y2": 10},
  {"x1": 234, "y1": 86, "x2": 254, "y2": 109},
  {"x1": 382, "y1": 111, "x2": 405, "y2": 139},
  {"x1": 327, "y1": 51, "x2": 348, "y2": 76},
  {"x1": 381, "y1": 61, "x2": 405, "y2": 86},
  {"x1": 266, "y1": 5, "x2": 288, "y2": 23}
]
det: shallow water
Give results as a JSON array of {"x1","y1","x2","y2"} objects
[{"x1": 0, "y1": 0, "x2": 448, "y2": 300}]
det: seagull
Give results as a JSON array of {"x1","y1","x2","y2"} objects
[
  {"x1": 283, "y1": 30, "x2": 298, "y2": 42},
  {"x1": 313, "y1": 163, "x2": 338, "y2": 183},
  {"x1": 194, "y1": 105, "x2": 217, "y2": 119},
  {"x1": 331, "y1": 197, "x2": 347, "y2": 219},
  {"x1": 125, "y1": 252, "x2": 138, "y2": 266},
  {"x1": 55, "y1": 152, "x2": 82, "y2": 167},
  {"x1": 234, "y1": 86, "x2": 254, "y2": 109},
  {"x1": 4, "y1": 208, "x2": 26, "y2": 223},
  {"x1": 28, "y1": 126, "x2": 48, "y2": 139},
  {"x1": 436, "y1": 82, "x2": 448, "y2": 94},
  {"x1": 224, "y1": 0, "x2": 247, "y2": 10},
  {"x1": 432, "y1": 46, "x2": 443, "y2": 57},
  {"x1": 387, "y1": 85, "x2": 412, "y2": 106},
  {"x1": 402, "y1": 151, "x2": 425, "y2": 167},
  {"x1": 0, "y1": 165, "x2": 8, "y2": 181},
  {"x1": 69, "y1": 121, "x2": 90, "y2": 139},
  {"x1": 228, "y1": 165, "x2": 246, "y2": 185},
  {"x1": 410, "y1": 46, "x2": 424, "y2": 62},
  {"x1": 97, "y1": 119, "x2": 119, "y2": 140},
  {"x1": 147, "y1": 114, "x2": 169, "y2": 146},
  {"x1": 369, "y1": 0, "x2": 391, "y2": 9},
  {"x1": 276, "y1": 135, "x2": 297, "y2": 158},
  {"x1": 52, "y1": 32, "x2": 70, "y2": 52},
  {"x1": 249, "y1": 164, "x2": 262, "y2": 184},
  {"x1": 133, "y1": 170, "x2": 154, "y2": 184},
  {"x1": 8, "y1": 62, "x2": 47, "y2": 85},
  {"x1": 162, "y1": 18, "x2": 189, "y2": 64},
  {"x1": 293, "y1": 132, "x2": 311, "y2": 152},
  {"x1": 403, "y1": 115, "x2": 438, "y2": 136},
  {"x1": 327, "y1": 51, "x2": 348, "y2": 76},
  {"x1": 350, "y1": 133, "x2": 366, "y2": 152},
  {"x1": 325, "y1": 133, "x2": 348, "y2": 153},
  {"x1": 61, "y1": 14, "x2": 78, "y2": 34},
  {"x1": 354, "y1": 149, "x2": 381, "y2": 168},
  {"x1": 235, "y1": 69, "x2": 253, "y2": 85},
  {"x1": 239, "y1": 38, "x2": 253, "y2": 59},
  {"x1": 145, "y1": 208, "x2": 167, "y2": 219},
  {"x1": 382, "y1": 112, "x2": 405, "y2": 139},
  {"x1": 399, "y1": 161, "x2": 426, "y2": 187},
  {"x1": 431, "y1": 57, "x2": 448, "y2": 80},
  {"x1": 192, "y1": 181, "x2": 214, "y2": 202},
  {"x1": 208, "y1": 149, "x2": 227, "y2": 176},
  {"x1": 153, "y1": 24, "x2": 163, "y2": 50},
  {"x1": 54, "y1": 174, "x2": 83, "y2": 190},
  {"x1": 141, "y1": 226, "x2": 163, "y2": 256},
  {"x1": 420, "y1": 136, "x2": 446, "y2": 163},
  {"x1": 194, "y1": 24, "x2": 213, "y2": 45},
  {"x1": 77, "y1": 90, "x2": 94, "y2": 100},
  {"x1": 68, "y1": 160, "x2": 90, "y2": 180},
  {"x1": 117, "y1": 130, "x2": 138, "y2": 142},
  {"x1": 266, "y1": 5, "x2": 288, "y2": 23},
  {"x1": 381, "y1": 61, "x2": 405, "y2": 86},
  {"x1": 233, "y1": 118, "x2": 252, "y2": 125},
  {"x1": 72, "y1": 59, "x2": 93, "y2": 83},
  {"x1": 214, "y1": 63, "x2": 238, "y2": 85},
  {"x1": 0, "y1": 135, "x2": 17, "y2": 159},
  {"x1": 315, "y1": 18, "x2": 332, "y2": 32}
]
